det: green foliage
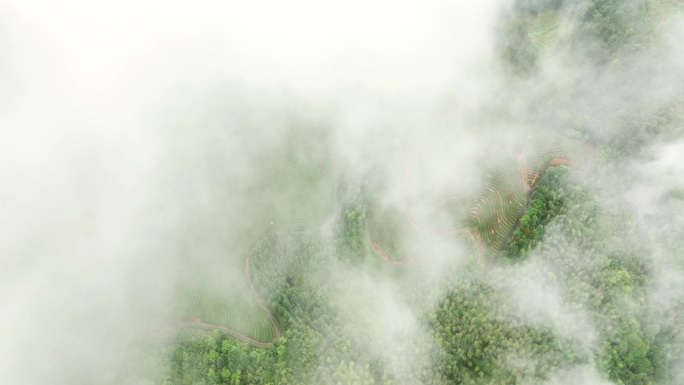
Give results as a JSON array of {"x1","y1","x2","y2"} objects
[
  {"x1": 603, "y1": 319, "x2": 655, "y2": 385},
  {"x1": 147, "y1": 112, "x2": 684, "y2": 385},
  {"x1": 249, "y1": 230, "x2": 392, "y2": 384},
  {"x1": 504, "y1": 166, "x2": 592, "y2": 259},
  {"x1": 604, "y1": 100, "x2": 684, "y2": 161},
  {"x1": 428, "y1": 277, "x2": 581, "y2": 384},
  {"x1": 498, "y1": 6, "x2": 561, "y2": 76},
  {"x1": 158, "y1": 330, "x2": 285, "y2": 385},
  {"x1": 173, "y1": 272, "x2": 276, "y2": 343},
  {"x1": 500, "y1": 21, "x2": 542, "y2": 76},
  {"x1": 366, "y1": 204, "x2": 410, "y2": 263},
  {"x1": 668, "y1": 188, "x2": 684, "y2": 201},
  {"x1": 466, "y1": 161, "x2": 679, "y2": 384},
  {"x1": 573, "y1": 0, "x2": 649, "y2": 64},
  {"x1": 335, "y1": 189, "x2": 368, "y2": 263},
  {"x1": 146, "y1": 168, "x2": 683, "y2": 385}
]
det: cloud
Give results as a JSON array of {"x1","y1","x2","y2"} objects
[
  {"x1": 0, "y1": 0, "x2": 511, "y2": 382},
  {"x1": 491, "y1": 258, "x2": 599, "y2": 355},
  {"x1": 1, "y1": 0, "x2": 683, "y2": 384}
]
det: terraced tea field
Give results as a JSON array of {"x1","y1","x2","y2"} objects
[
  {"x1": 362, "y1": 129, "x2": 593, "y2": 266},
  {"x1": 165, "y1": 124, "x2": 592, "y2": 345},
  {"x1": 466, "y1": 133, "x2": 593, "y2": 261},
  {"x1": 167, "y1": 143, "x2": 335, "y2": 345},
  {"x1": 521, "y1": 132, "x2": 595, "y2": 185},
  {"x1": 525, "y1": 11, "x2": 560, "y2": 49},
  {"x1": 173, "y1": 267, "x2": 276, "y2": 344},
  {"x1": 467, "y1": 152, "x2": 528, "y2": 260}
]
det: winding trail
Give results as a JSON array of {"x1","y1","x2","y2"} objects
[
  {"x1": 155, "y1": 180, "x2": 342, "y2": 347},
  {"x1": 244, "y1": 257, "x2": 282, "y2": 343},
  {"x1": 136, "y1": 2, "x2": 677, "y2": 349},
  {"x1": 162, "y1": 180, "x2": 340, "y2": 347},
  {"x1": 365, "y1": 140, "x2": 488, "y2": 267},
  {"x1": 377, "y1": 135, "x2": 597, "y2": 267},
  {"x1": 366, "y1": 227, "x2": 415, "y2": 267},
  {"x1": 139, "y1": 253, "x2": 282, "y2": 348},
  {"x1": 146, "y1": 318, "x2": 276, "y2": 348},
  {"x1": 184, "y1": 2, "x2": 676, "y2": 345},
  {"x1": 127, "y1": 4, "x2": 670, "y2": 354},
  {"x1": 151, "y1": 140, "x2": 594, "y2": 347}
]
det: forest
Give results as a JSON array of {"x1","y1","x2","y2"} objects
[
  {"x1": 137, "y1": 159, "x2": 682, "y2": 385},
  {"x1": 121, "y1": 1, "x2": 684, "y2": 384}
]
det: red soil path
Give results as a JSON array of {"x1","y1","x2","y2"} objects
[
  {"x1": 140, "y1": 230, "x2": 287, "y2": 349},
  {"x1": 133, "y1": 138, "x2": 595, "y2": 349},
  {"x1": 145, "y1": 255, "x2": 282, "y2": 348},
  {"x1": 244, "y1": 257, "x2": 282, "y2": 342},
  {"x1": 496, "y1": 155, "x2": 588, "y2": 259},
  {"x1": 379, "y1": 136, "x2": 597, "y2": 268},
  {"x1": 148, "y1": 317, "x2": 276, "y2": 348},
  {"x1": 368, "y1": 238, "x2": 416, "y2": 266},
  {"x1": 160, "y1": 181, "x2": 341, "y2": 347},
  {"x1": 530, "y1": 158, "x2": 574, "y2": 186},
  {"x1": 158, "y1": 3, "x2": 675, "y2": 346}
]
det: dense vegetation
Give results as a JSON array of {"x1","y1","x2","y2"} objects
[
  {"x1": 504, "y1": 166, "x2": 585, "y2": 259},
  {"x1": 124, "y1": 1, "x2": 684, "y2": 384},
  {"x1": 433, "y1": 164, "x2": 683, "y2": 384},
  {"x1": 134, "y1": 158, "x2": 683, "y2": 385}
]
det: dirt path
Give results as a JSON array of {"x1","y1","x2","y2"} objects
[
  {"x1": 158, "y1": 180, "x2": 341, "y2": 348},
  {"x1": 394, "y1": 135, "x2": 597, "y2": 266},
  {"x1": 132, "y1": 231, "x2": 285, "y2": 350},
  {"x1": 144, "y1": 142, "x2": 594, "y2": 351},
  {"x1": 135, "y1": 253, "x2": 282, "y2": 349},
  {"x1": 365, "y1": 226, "x2": 415, "y2": 266},
  {"x1": 244, "y1": 257, "x2": 281, "y2": 342},
  {"x1": 165, "y1": 147, "x2": 593, "y2": 344},
  {"x1": 173, "y1": 234, "x2": 282, "y2": 347},
  {"x1": 364, "y1": 140, "x2": 487, "y2": 266},
  {"x1": 489, "y1": 143, "x2": 531, "y2": 192},
  {"x1": 144, "y1": 318, "x2": 276, "y2": 348}
]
